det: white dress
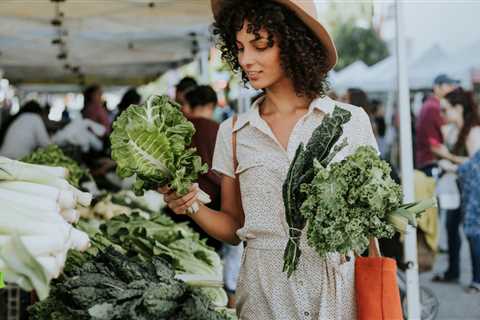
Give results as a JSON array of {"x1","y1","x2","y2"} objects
[{"x1": 212, "y1": 96, "x2": 378, "y2": 320}]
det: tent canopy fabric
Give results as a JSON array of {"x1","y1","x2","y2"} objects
[
  {"x1": 330, "y1": 60, "x2": 368, "y2": 91},
  {"x1": 0, "y1": 0, "x2": 214, "y2": 85}
]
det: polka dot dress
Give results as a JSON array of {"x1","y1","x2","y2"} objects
[{"x1": 212, "y1": 96, "x2": 378, "y2": 320}]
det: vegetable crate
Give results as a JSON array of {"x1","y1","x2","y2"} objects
[{"x1": 0, "y1": 283, "x2": 32, "y2": 320}]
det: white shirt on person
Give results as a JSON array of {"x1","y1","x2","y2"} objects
[{"x1": 0, "y1": 113, "x2": 50, "y2": 159}]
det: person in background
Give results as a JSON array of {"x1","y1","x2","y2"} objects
[
  {"x1": 115, "y1": 87, "x2": 141, "y2": 120},
  {"x1": 344, "y1": 88, "x2": 370, "y2": 115},
  {"x1": 174, "y1": 76, "x2": 197, "y2": 117},
  {"x1": 370, "y1": 99, "x2": 388, "y2": 158},
  {"x1": 433, "y1": 88, "x2": 480, "y2": 289},
  {"x1": 0, "y1": 100, "x2": 50, "y2": 159},
  {"x1": 81, "y1": 84, "x2": 111, "y2": 134},
  {"x1": 344, "y1": 88, "x2": 379, "y2": 139},
  {"x1": 415, "y1": 74, "x2": 460, "y2": 177}
]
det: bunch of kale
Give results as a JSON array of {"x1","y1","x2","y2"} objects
[{"x1": 282, "y1": 106, "x2": 351, "y2": 277}]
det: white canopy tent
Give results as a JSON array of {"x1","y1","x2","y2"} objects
[
  {"x1": 0, "y1": 0, "x2": 214, "y2": 87},
  {"x1": 447, "y1": 40, "x2": 480, "y2": 85},
  {"x1": 330, "y1": 60, "x2": 368, "y2": 92}
]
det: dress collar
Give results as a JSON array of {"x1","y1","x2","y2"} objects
[{"x1": 232, "y1": 95, "x2": 336, "y2": 132}]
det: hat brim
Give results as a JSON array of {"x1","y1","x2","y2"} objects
[{"x1": 210, "y1": 0, "x2": 337, "y2": 71}]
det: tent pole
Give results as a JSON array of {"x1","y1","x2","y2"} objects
[
  {"x1": 199, "y1": 50, "x2": 210, "y2": 84},
  {"x1": 395, "y1": 1, "x2": 421, "y2": 318}
]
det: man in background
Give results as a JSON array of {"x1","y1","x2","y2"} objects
[
  {"x1": 415, "y1": 74, "x2": 461, "y2": 176},
  {"x1": 174, "y1": 76, "x2": 197, "y2": 117}
]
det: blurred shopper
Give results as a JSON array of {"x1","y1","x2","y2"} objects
[
  {"x1": 114, "y1": 87, "x2": 141, "y2": 121},
  {"x1": 0, "y1": 100, "x2": 50, "y2": 159},
  {"x1": 415, "y1": 74, "x2": 460, "y2": 176},
  {"x1": 175, "y1": 76, "x2": 197, "y2": 117},
  {"x1": 344, "y1": 88, "x2": 370, "y2": 115},
  {"x1": 117, "y1": 88, "x2": 141, "y2": 115},
  {"x1": 370, "y1": 98, "x2": 388, "y2": 158},
  {"x1": 434, "y1": 88, "x2": 480, "y2": 290},
  {"x1": 81, "y1": 84, "x2": 110, "y2": 134}
]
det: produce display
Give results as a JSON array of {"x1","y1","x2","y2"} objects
[
  {"x1": 9, "y1": 147, "x2": 234, "y2": 319},
  {"x1": 29, "y1": 246, "x2": 234, "y2": 320},
  {"x1": 110, "y1": 95, "x2": 210, "y2": 209},
  {"x1": 21, "y1": 144, "x2": 91, "y2": 188},
  {"x1": 100, "y1": 212, "x2": 228, "y2": 307},
  {"x1": 28, "y1": 209, "x2": 233, "y2": 319},
  {"x1": 0, "y1": 156, "x2": 92, "y2": 299},
  {"x1": 78, "y1": 190, "x2": 164, "y2": 221}
]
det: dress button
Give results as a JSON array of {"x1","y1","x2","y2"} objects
[{"x1": 304, "y1": 311, "x2": 310, "y2": 317}]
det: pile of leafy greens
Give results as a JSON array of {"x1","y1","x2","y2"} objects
[
  {"x1": 110, "y1": 95, "x2": 207, "y2": 196},
  {"x1": 100, "y1": 212, "x2": 227, "y2": 307},
  {"x1": 282, "y1": 106, "x2": 351, "y2": 276},
  {"x1": 21, "y1": 144, "x2": 90, "y2": 187},
  {"x1": 28, "y1": 246, "x2": 231, "y2": 320}
]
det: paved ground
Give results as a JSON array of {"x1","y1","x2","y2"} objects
[{"x1": 418, "y1": 223, "x2": 480, "y2": 320}]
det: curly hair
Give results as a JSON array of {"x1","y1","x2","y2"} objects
[{"x1": 212, "y1": 0, "x2": 330, "y2": 99}]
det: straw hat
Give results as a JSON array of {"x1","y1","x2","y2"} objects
[{"x1": 210, "y1": 0, "x2": 337, "y2": 71}]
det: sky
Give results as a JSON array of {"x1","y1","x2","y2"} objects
[{"x1": 381, "y1": 0, "x2": 480, "y2": 58}]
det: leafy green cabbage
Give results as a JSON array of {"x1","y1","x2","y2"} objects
[{"x1": 110, "y1": 95, "x2": 207, "y2": 195}]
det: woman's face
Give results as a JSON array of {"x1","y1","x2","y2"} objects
[
  {"x1": 441, "y1": 99, "x2": 463, "y2": 126},
  {"x1": 89, "y1": 88, "x2": 103, "y2": 106},
  {"x1": 236, "y1": 21, "x2": 285, "y2": 90}
]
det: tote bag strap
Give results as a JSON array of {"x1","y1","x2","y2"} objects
[
  {"x1": 368, "y1": 237, "x2": 381, "y2": 257},
  {"x1": 352, "y1": 238, "x2": 381, "y2": 258}
]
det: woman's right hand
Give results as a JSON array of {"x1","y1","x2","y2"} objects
[{"x1": 157, "y1": 184, "x2": 199, "y2": 215}]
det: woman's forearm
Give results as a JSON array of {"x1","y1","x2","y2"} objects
[{"x1": 190, "y1": 203, "x2": 242, "y2": 245}]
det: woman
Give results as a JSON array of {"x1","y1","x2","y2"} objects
[
  {"x1": 0, "y1": 100, "x2": 50, "y2": 159},
  {"x1": 159, "y1": 1, "x2": 377, "y2": 318},
  {"x1": 116, "y1": 87, "x2": 141, "y2": 118},
  {"x1": 438, "y1": 88, "x2": 480, "y2": 292},
  {"x1": 81, "y1": 84, "x2": 110, "y2": 134}
]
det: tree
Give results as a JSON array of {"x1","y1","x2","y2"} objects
[{"x1": 333, "y1": 21, "x2": 389, "y2": 71}]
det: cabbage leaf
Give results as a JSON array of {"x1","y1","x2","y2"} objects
[{"x1": 110, "y1": 95, "x2": 207, "y2": 195}]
